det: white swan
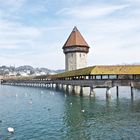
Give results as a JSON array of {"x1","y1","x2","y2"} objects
[
  {"x1": 8, "y1": 127, "x2": 14, "y2": 133},
  {"x1": 81, "y1": 109, "x2": 85, "y2": 113}
]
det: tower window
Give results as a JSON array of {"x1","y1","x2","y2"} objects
[{"x1": 80, "y1": 53, "x2": 81, "y2": 57}]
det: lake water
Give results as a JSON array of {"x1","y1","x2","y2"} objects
[{"x1": 0, "y1": 85, "x2": 140, "y2": 140}]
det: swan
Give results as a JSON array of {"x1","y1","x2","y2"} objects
[
  {"x1": 81, "y1": 109, "x2": 85, "y2": 113},
  {"x1": 8, "y1": 127, "x2": 14, "y2": 133}
]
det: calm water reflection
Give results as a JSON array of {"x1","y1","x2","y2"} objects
[{"x1": 0, "y1": 85, "x2": 140, "y2": 140}]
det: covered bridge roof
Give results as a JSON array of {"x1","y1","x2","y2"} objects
[{"x1": 52, "y1": 65, "x2": 140, "y2": 79}]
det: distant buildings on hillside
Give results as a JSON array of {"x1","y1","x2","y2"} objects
[{"x1": 0, "y1": 65, "x2": 64, "y2": 78}]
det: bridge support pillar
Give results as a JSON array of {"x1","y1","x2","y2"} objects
[
  {"x1": 66, "y1": 85, "x2": 69, "y2": 93},
  {"x1": 80, "y1": 86, "x2": 83, "y2": 96},
  {"x1": 131, "y1": 86, "x2": 134, "y2": 99},
  {"x1": 52, "y1": 83, "x2": 54, "y2": 88},
  {"x1": 55, "y1": 84, "x2": 59, "y2": 90},
  {"x1": 106, "y1": 88, "x2": 111, "y2": 98},
  {"x1": 50, "y1": 83, "x2": 52, "y2": 88},
  {"x1": 72, "y1": 86, "x2": 75, "y2": 94},
  {"x1": 90, "y1": 87, "x2": 95, "y2": 97},
  {"x1": 62, "y1": 84, "x2": 67, "y2": 92},
  {"x1": 116, "y1": 86, "x2": 119, "y2": 98},
  {"x1": 59, "y1": 84, "x2": 63, "y2": 90}
]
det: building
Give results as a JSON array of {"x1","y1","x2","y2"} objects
[{"x1": 62, "y1": 26, "x2": 90, "y2": 71}]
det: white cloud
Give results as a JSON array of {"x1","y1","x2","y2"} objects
[
  {"x1": 0, "y1": 51, "x2": 65, "y2": 69},
  {"x1": 0, "y1": 0, "x2": 26, "y2": 15},
  {"x1": 0, "y1": 19, "x2": 43, "y2": 49},
  {"x1": 0, "y1": 0, "x2": 26, "y2": 7},
  {"x1": 125, "y1": 0, "x2": 140, "y2": 4},
  {"x1": 27, "y1": 52, "x2": 65, "y2": 69},
  {"x1": 57, "y1": 4, "x2": 129, "y2": 19},
  {"x1": 0, "y1": 19, "x2": 66, "y2": 68},
  {"x1": 89, "y1": 46, "x2": 140, "y2": 66},
  {"x1": 0, "y1": 44, "x2": 19, "y2": 49}
]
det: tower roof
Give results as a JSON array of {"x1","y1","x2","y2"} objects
[{"x1": 63, "y1": 26, "x2": 89, "y2": 49}]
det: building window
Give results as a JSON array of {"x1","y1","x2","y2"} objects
[
  {"x1": 80, "y1": 53, "x2": 81, "y2": 57},
  {"x1": 71, "y1": 54, "x2": 73, "y2": 57}
]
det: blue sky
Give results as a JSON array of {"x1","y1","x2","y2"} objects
[{"x1": 0, "y1": 0, "x2": 140, "y2": 69}]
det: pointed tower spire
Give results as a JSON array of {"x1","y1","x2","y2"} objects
[
  {"x1": 73, "y1": 26, "x2": 78, "y2": 32},
  {"x1": 63, "y1": 26, "x2": 89, "y2": 49}
]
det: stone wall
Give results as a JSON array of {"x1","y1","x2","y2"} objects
[{"x1": 65, "y1": 52, "x2": 87, "y2": 71}]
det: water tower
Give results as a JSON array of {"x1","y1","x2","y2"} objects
[{"x1": 62, "y1": 26, "x2": 90, "y2": 71}]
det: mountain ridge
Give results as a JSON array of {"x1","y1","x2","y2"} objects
[{"x1": 0, "y1": 65, "x2": 64, "y2": 76}]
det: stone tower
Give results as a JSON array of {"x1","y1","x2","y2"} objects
[{"x1": 62, "y1": 26, "x2": 90, "y2": 71}]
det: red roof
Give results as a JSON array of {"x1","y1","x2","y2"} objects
[{"x1": 63, "y1": 26, "x2": 89, "y2": 48}]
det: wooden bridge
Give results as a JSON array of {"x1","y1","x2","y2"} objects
[{"x1": 1, "y1": 65, "x2": 140, "y2": 97}]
